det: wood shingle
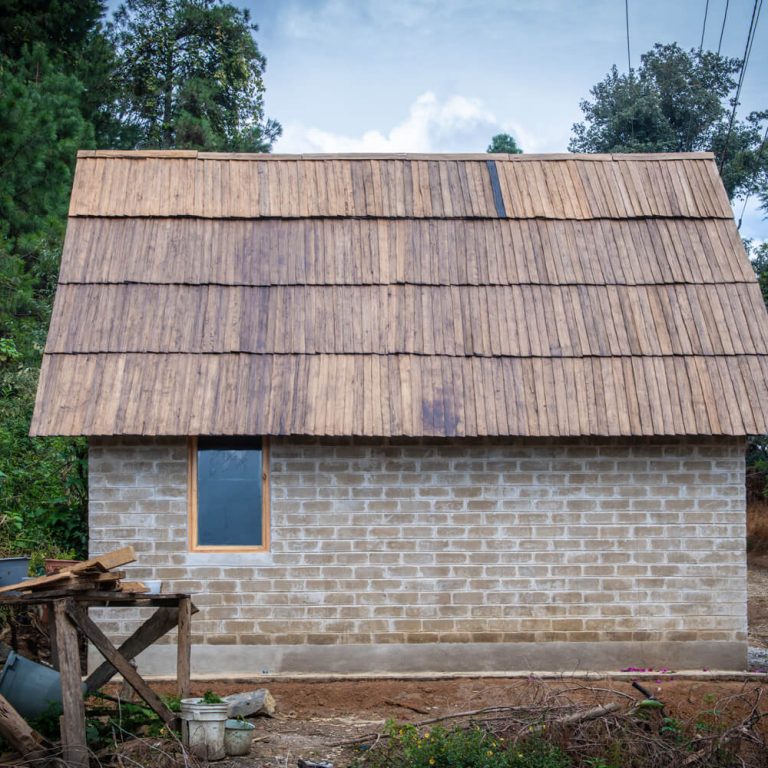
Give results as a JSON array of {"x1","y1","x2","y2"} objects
[{"x1": 30, "y1": 150, "x2": 768, "y2": 437}]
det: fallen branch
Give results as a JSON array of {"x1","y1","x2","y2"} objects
[
  {"x1": 553, "y1": 703, "x2": 620, "y2": 725},
  {"x1": 328, "y1": 703, "x2": 583, "y2": 747},
  {"x1": 0, "y1": 693, "x2": 51, "y2": 764},
  {"x1": 679, "y1": 688, "x2": 766, "y2": 767},
  {"x1": 383, "y1": 698, "x2": 430, "y2": 715}
]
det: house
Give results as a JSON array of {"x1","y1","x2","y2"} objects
[{"x1": 31, "y1": 150, "x2": 768, "y2": 675}]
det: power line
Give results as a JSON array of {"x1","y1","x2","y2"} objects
[
  {"x1": 718, "y1": 0, "x2": 763, "y2": 173},
  {"x1": 744, "y1": 0, "x2": 762, "y2": 66},
  {"x1": 625, "y1": 0, "x2": 632, "y2": 71},
  {"x1": 736, "y1": 121, "x2": 768, "y2": 230},
  {"x1": 700, "y1": 0, "x2": 710, "y2": 52},
  {"x1": 718, "y1": 0, "x2": 730, "y2": 54}
]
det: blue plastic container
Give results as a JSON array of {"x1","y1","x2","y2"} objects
[
  {"x1": 0, "y1": 651, "x2": 66, "y2": 719},
  {"x1": 0, "y1": 557, "x2": 30, "y2": 587}
]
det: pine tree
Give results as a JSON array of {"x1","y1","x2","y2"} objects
[{"x1": 110, "y1": 0, "x2": 281, "y2": 151}]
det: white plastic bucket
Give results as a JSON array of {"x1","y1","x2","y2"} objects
[
  {"x1": 224, "y1": 718, "x2": 255, "y2": 756},
  {"x1": 180, "y1": 698, "x2": 229, "y2": 761}
]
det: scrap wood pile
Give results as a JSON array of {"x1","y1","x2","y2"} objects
[
  {"x1": 0, "y1": 547, "x2": 147, "y2": 598},
  {"x1": 340, "y1": 679, "x2": 768, "y2": 768}
]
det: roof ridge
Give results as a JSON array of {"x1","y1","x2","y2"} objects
[{"x1": 76, "y1": 149, "x2": 717, "y2": 162}]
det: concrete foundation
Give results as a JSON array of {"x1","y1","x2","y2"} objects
[{"x1": 91, "y1": 640, "x2": 747, "y2": 677}]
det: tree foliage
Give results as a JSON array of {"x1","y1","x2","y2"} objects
[
  {"x1": 487, "y1": 133, "x2": 522, "y2": 154},
  {"x1": 747, "y1": 239, "x2": 768, "y2": 307},
  {"x1": 0, "y1": 47, "x2": 93, "y2": 249},
  {"x1": 0, "y1": 1, "x2": 126, "y2": 148},
  {"x1": 110, "y1": 0, "x2": 281, "y2": 151},
  {"x1": 0, "y1": 0, "x2": 105, "y2": 62},
  {"x1": 0, "y1": 0, "x2": 281, "y2": 561},
  {"x1": 0, "y1": 43, "x2": 93, "y2": 558},
  {"x1": 570, "y1": 43, "x2": 768, "y2": 203}
]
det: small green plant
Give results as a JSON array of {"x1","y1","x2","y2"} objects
[
  {"x1": 584, "y1": 760, "x2": 613, "y2": 768},
  {"x1": 0, "y1": 338, "x2": 21, "y2": 363},
  {"x1": 361, "y1": 722, "x2": 571, "y2": 768},
  {"x1": 660, "y1": 716, "x2": 682, "y2": 739},
  {"x1": 201, "y1": 690, "x2": 224, "y2": 704},
  {"x1": 164, "y1": 694, "x2": 182, "y2": 712},
  {"x1": 29, "y1": 702, "x2": 64, "y2": 741}
]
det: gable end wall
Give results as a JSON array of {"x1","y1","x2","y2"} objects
[{"x1": 88, "y1": 436, "x2": 747, "y2": 674}]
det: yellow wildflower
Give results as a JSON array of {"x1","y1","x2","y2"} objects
[
  {"x1": 424, "y1": 731, "x2": 430, "y2": 739},
  {"x1": 487, "y1": 750, "x2": 494, "y2": 756},
  {"x1": 429, "y1": 759, "x2": 435, "y2": 766}
]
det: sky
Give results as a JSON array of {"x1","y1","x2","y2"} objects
[{"x1": 241, "y1": 0, "x2": 767, "y2": 241}]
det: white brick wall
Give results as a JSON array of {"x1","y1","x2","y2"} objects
[{"x1": 88, "y1": 437, "x2": 747, "y2": 666}]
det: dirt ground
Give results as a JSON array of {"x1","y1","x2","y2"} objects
[
  {"x1": 749, "y1": 553, "x2": 768, "y2": 648},
  {"x1": 139, "y1": 676, "x2": 768, "y2": 767}
]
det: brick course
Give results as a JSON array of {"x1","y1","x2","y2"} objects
[{"x1": 88, "y1": 436, "x2": 747, "y2": 667}]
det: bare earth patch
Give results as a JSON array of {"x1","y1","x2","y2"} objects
[
  {"x1": 749, "y1": 554, "x2": 768, "y2": 649},
  {"x1": 138, "y1": 677, "x2": 768, "y2": 767}
]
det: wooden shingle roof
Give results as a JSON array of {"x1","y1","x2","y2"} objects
[{"x1": 31, "y1": 150, "x2": 768, "y2": 437}]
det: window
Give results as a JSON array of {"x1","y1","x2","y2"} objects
[{"x1": 188, "y1": 437, "x2": 269, "y2": 552}]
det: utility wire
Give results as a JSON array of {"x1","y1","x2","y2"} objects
[
  {"x1": 736, "y1": 121, "x2": 768, "y2": 230},
  {"x1": 718, "y1": 0, "x2": 730, "y2": 54},
  {"x1": 744, "y1": 0, "x2": 761, "y2": 66},
  {"x1": 718, "y1": 0, "x2": 763, "y2": 173},
  {"x1": 625, "y1": 0, "x2": 632, "y2": 71},
  {"x1": 700, "y1": 0, "x2": 710, "y2": 52}
]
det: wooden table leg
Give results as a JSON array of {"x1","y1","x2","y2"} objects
[
  {"x1": 47, "y1": 607, "x2": 59, "y2": 670},
  {"x1": 53, "y1": 600, "x2": 88, "y2": 768},
  {"x1": 177, "y1": 597, "x2": 192, "y2": 699}
]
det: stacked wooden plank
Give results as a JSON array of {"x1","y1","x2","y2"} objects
[{"x1": 0, "y1": 547, "x2": 146, "y2": 596}]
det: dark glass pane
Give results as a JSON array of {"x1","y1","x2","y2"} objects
[{"x1": 197, "y1": 438, "x2": 263, "y2": 547}]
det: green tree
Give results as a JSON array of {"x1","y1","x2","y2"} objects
[
  {"x1": 0, "y1": 45, "x2": 93, "y2": 558},
  {"x1": 747, "y1": 235, "x2": 768, "y2": 501},
  {"x1": 110, "y1": 0, "x2": 281, "y2": 151},
  {"x1": 0, "y1": 0, "x2": 105, "y2": 62},
  {"x1": 0, "y1": 1, "x2": 128, "y2": 148},
  {"x1": 570, "y1": 43, "x2": 768, "y2": 202},
  {"x1": 747, "y1": 239, "x2": 768, "y2": 306},
  {"x1": 0, "y1": 46, "x2": 93, "y2": 250},
  {"x1": 487, "y1": 133, "x2": 522, "y2": 154}
]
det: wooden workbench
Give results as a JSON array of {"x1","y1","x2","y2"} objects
[{"x1": 0, "y1": 590, "x2": 195, "y2": 768}]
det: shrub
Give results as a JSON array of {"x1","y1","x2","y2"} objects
[{"x1": 362, "y1": 722, "x2": 571, "y2": 768}]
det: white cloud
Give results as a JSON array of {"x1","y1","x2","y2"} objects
[
  {"x1": 276, "y1": 0, "x2": 566, "y2": 39},
  {"x1": 278, "y1": 0, "x2": 479, "y2": 38},
  {"x1": 275, "y1": 91, "x2": 516, "y2": 153}
]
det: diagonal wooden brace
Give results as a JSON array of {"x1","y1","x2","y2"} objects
[
  {"x1": 85, "y1": 606, "x2": 182, "y2": 692},
  {"x1": 66, "y1": 603, "x2": 176, "y2": 726}
]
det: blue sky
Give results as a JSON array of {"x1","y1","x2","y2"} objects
[{"x1": 242, "y1": 0, "x2": 767, "y2": 241}]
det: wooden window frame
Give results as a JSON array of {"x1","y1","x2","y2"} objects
[{"x1": 187, "y1": 436, "x2": 270, "y2": 553}]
